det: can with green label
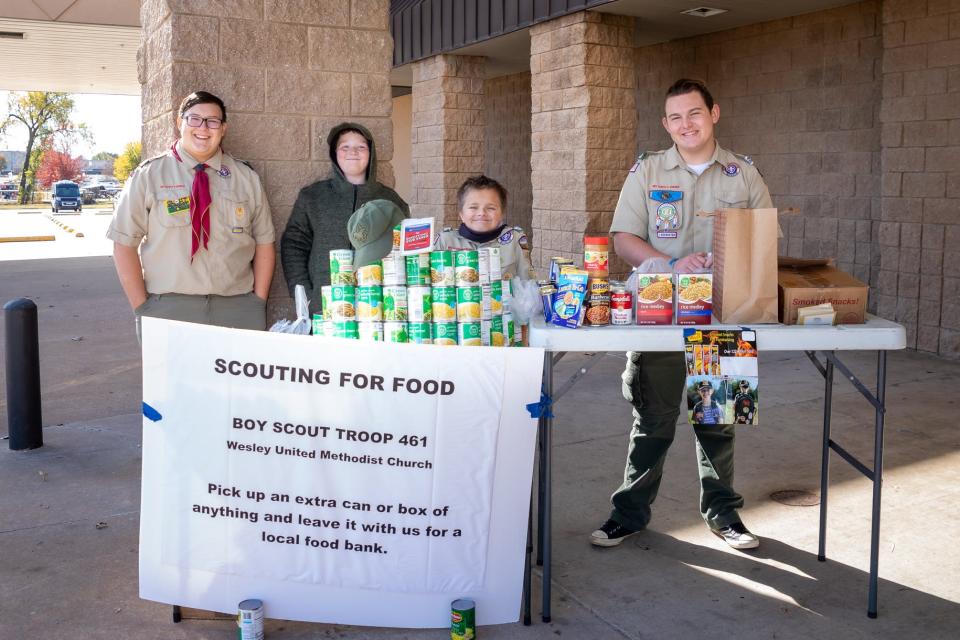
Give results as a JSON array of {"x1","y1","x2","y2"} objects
[
  {"x1": 490, "y1": 314, "x2": 505, "y2": 346},
  {"x1": 311, "y1": 313, "x2": 324, "y2": 336},
  {"x1": 480, "y1": 319, "x2": 492, "y2": 346},
  {"x1": 407, "y1": 285, "x2": 433, "y2": 322},
  {"x1": 330, "y1": 285, "x2": 356, "y2": 321},
  {"x1": 356, "y1": 285, "x2": 383, "y2": 321},
  {"x1": 456, "y1": 285, "x2": 482, "y2": 323},
  {"x1": 454, "y1": 250, "x2": 480, "y2": 287},
  {"x1": 321, "y1": 285, "x2": 333, "y2": 320},
  {"x1": 322, "y1": 320, "x2": 335, "y2": 337},
  {"x1": 408, "y1": 321, "x2": 432, "y2": 344},
  {"x1": 356, "y1": 262, "x2": 383, "y2": 286},
  {"x1": 433, "y1": 322, "x2": 458, "y2": 346},
  {"x1": 451, "y1": 598, "x2": 476, "y2": 640},
  {"x1": 431, "y1": 286, "x2": 456, "y2": 322},
  {"x1": 358, "y1": 321, "x2": 383, "y2": 341},
  {"x1": 329, "y1": 249, "x2": 355, "y2": 285},
  {"x1": 504, "y1": 311, "x2": 515, "y2": 346},
  {"x1": 458, "y1": 322, "x2": 481, "y2": 346},
  {"x1": 501, "y1": 278, "x2": 513, "y2": 314},
  {"x1": 430, "y1": 250, "x2": 455, "y2": 286},
  {"x1": 405, "y1": 253, "x2": 431, "y2": 286},
  {"x1": 333, "y1": 320, "x2": 358, "y2": 339},
  {"x1": 382, "y1": 251, "x2": 406, "y2": 285},
  {"x1": 489, "y1": 279, "x2": 503, "y2": 316},
  {"x1": 384, "y1": 321, "x2": 408, "y2": 343},
  {"x1": 383, "y1": 285, "x2": 408, "y2": 321},
  {"x1": 480, "y1": 282, "x2": 493, "y2": 321}
]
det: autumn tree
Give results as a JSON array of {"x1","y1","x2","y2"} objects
[
  {"x1": 113, "y1": 141, "x2": 141, "y2": 183},
  {"x1": 0, "y1": 92, "x2": 91, "y2": 203},
  {"x1": 36, "y1": 149, "x2": 84, "y2": 188}
]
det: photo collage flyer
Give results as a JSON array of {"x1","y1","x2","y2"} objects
[{"x1": 683, "y1": 328, "x2": 759, "y2": 426}]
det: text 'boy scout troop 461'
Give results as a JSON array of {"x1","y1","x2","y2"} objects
[{"x1": 109, "y1": 79, "x2": 773, "y2": 551}]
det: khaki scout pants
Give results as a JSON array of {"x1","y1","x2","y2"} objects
[
  {"x1": 609, "y1": 351, "x2": 744, "y2": 532},
  {"x1": 134, "y1": 292, "x2": 266, "y2": 343}
]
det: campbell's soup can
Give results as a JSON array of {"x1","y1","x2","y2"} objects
[
  {"x1": 358, "y1": 321, "x2": 384, "y2": 341},
  {"x1": 382, "y1": 251, "x2": 406, "y2": 285},
  {"x1": 489, "y1": 279, "x2": 504, "y2": 315},
  {"x1": 329, "y1": 285, "x2": 356, "y2": 322},
  {"x1": 432, "y1": 322, "x2": 458, "y2": 346},
  {"x1": 490, "y1": 314, "x2": 506, "y2": 346},
  {"x1": 407, "y1": 285, "x2": 433, "y2": 322},
  {"x1": 480, "y1": 282, "x2": 493, "y2": 320},
  {"x1": 458, "y1": 321, "x2": 481, "y2": 346},
  {"x1": 384, "y1": 321, "x2": 408, "y2": 343},
  {"x1": 333, "y1": 320, "x2": 358, "y2": 339},
  {"x1": 383, "y1": 285, "x2": 408, "y2": 321},
  {"x1": 481, "y1": 318, "x2": 492, "y2": 346},
  {"x1": 431, "y1": 286, "x2": 457, "y2": 322},
  {"x1": 405, "y1": 253, "x2": 431, "y2": 286},
  {"x1": 356, "y1": 285, "x2": 383, "y2": 321},
  {"x1": 484, "y1": 246, "x2": 502, "y2": 281},
  {"x1": 454, "y1": 250, "x2": 480, "y2": 286},
  {"x1": 408, "y1": 321, "x2": 432, "y2": 344},
  {"x1": 430, "y1": 250, "x2": 455, "y2": 286},
  {"x1": 456, "y1": 286, "x2": 482, "y2": 322},
  {"x1": 321, "y1": 285, "x2": 333, "y2": 320},
  {"x1": 611, "y1": 280, "x2": 633, "y2": 325},
  {"x1": 329, "y1": 249, "x2": 355, "y2": 285},
  {"x1": 504, "y1": 312, "x2": 515, "y2": 346},
  {"x1": 238, "y1": 599, "x2": 264, "y2": 640},
  {"x1": 356, "y1": 262, "x2": 383, "y2": 286}
]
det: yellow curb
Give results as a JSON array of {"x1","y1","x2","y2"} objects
[{"x1": 0, "y1": 235, "x2": 56, "y2": 242}]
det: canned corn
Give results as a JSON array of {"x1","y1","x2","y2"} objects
[
  {"x1": 432, "y1": 322, "x2": 458, "y2": 346},
  {"x1": 431, "y1": 286, "x2": 457, "y2": 322},
  {"x1": 458, "y1": 322, "x2": 481, "y2": 346},
  {"x1": 490, "y1": 314, "x2": 505, "y2": 346},
  {"x1": 489, "y1": 280, "x2": 503, "y2": 315},
  {"x1": 356, "y1": 262, "x2": 383, "y2": 286},
  {"x1": 356, "y1": 285, "x2": 383, "y2": 321},
  {"x1": 451, "y1": 598, "x2": 476, "y2": 640},
  {"x1": 456, "y1": 286, "x2": 482, "y2": 322}
]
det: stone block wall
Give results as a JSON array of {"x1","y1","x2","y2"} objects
[
  {"x1": 139, "y1": 0, "x2": 394, "y2": 318},
  {"x1": 484, "y1": 72, "x2": 534, "y2": 240}
]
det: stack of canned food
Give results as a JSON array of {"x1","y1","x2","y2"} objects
[{"x1": 311, "y1": 246, "x2": 518, "y2": 346}]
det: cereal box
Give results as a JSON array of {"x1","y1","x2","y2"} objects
[
  {"x1": 635, "y1": 273, "x2": 673, "y2": 325},
  {"x1": 550, "y1": 267, "x2": 589, "y2": 329},
  {"x1": 676, "y1": 273, "x2": 713, "y2": 325}
]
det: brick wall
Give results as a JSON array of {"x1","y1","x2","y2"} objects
[
  {"x1": 484, "y1": 72, "x2": 534, "y2": 240},
  {"x1": 139, "y1": 0, "x2": 394, "y2": 318}
]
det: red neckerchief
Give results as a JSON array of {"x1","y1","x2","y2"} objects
[{"x1": 170, "y1": 143, "x2": 211, "y2": 259}]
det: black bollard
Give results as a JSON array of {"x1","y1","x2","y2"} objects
[{"x1": 4, "y1": 298, "x2": 42, "y2": 450}]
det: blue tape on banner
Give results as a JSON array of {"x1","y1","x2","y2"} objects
[
  {"x1": 526, "y1": 392, "x2": 554, "y2": 419},
  {"x1": 142, "y1": 402, "x2": 162, "y2": 422}
]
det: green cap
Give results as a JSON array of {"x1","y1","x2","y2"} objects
[{"x1": 347, "y1": 200, "x2": 406, "y2": 267}]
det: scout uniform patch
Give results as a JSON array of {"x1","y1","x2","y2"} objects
[
  {"x1": 166, "y1": 196, "x2": 190, "y2": 215},
  {"x1": 650, "y1": 189, "x2": 682, "y2": 239},
  {"x1": 499, "y1": 228, "x2": 513, "y2": 244}
]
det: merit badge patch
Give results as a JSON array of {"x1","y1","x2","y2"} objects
[
  {"x1": 165, "y1": 197, "x2": 190, "y2": 215},
  {"x1": 723, "y1": 162, "x2": 740, "y2": 177},
  {"x1": 231, "y1": 226, "x2": 244, "y2": 234},
  {"x1": 218, "y1": 166, "x2": 231, "y2": 178},
  {"x1": 499, "y1": 229, "x2": 513, "y2": 244},
  {"x1": 235, "y1": 206, "x2": 245, "y2": 219}
]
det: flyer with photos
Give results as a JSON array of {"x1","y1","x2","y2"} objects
[{"x1": 683, "y1": 328, "x2": 759, "y2": 426}]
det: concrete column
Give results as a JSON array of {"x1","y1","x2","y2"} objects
[
  {"x1": 138, "y1": 0, "x2": 395, "y2": 318},
  {"x1": 410, "y1": 54, "x2": 486, "y2": 229},
  {"x1": 529, "y1": 11, "x2": 636, "y2": 273}
]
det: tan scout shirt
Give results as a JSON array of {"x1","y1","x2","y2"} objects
[
  {"x1": 609, "y1": 142, "x2": 772, "y2": 259},
  {"x1": 107, "y1": 141, "x2": 275, "y2": 296},
  {"x1": 436, "y1": 225, "x2": 537, "y2": 281}
]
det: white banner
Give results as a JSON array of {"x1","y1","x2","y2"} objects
[{"x1": 139, "y1": 318, "x2": 544, "y2": 628}]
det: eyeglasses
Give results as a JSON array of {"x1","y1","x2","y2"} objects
[
  {"x1": 337, "y1": 144, "x2": 369, "y2": 156},
  {"x1": 183, "y1": 114, "x2": 223, "y2": 129}
]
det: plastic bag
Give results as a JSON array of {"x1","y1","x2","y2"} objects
[
  {"x1": 268, "y1": 284, "x2": 312, "y2": 335},
  {"x1": 510, "y1": 278, "x2": 542, "y2": 325}
]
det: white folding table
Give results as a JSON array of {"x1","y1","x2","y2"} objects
[{"x1": 524, "y1": 315, "x2": 906, "y2": 623}]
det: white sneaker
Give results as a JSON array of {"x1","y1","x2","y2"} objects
[{"x1": 711, "y1": 522, "x2": 760, "y2": 550}]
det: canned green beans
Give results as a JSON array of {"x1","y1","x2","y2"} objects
[
  {"x1": 329, "y1": 285, "x2": 356, "y2": 321},
  {"x1": 454, "y1": 250, "x2": 480, "y2": 287},
  {"x1": 329, "y1": 249, "x2": 356, "y2": 285},
  {"x1": 383, "y1": 285, "x2": 408, "y2": 321},
  {"x1": 384, "y1": 321, "x2": 408, "y2": 343},
  {"x1": 358, "y1": 321, "x2": 383, "y2": 341},
  {"x1": 408, "y1": 321, "x2": 432, "y2": 344}
]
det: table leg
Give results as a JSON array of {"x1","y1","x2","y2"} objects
[
  {"x1": 868, "y1": 351, "x2": 887, "y2": 619},
  {"x1": 536, "y1": 412, "x2": 545, "y2": 567},
  {"x1": 523, "y1": 490, "x2": 533, "y2": 625},
  {"x1": 541, "y1": 351, "x2": 553, "y2": 623},
  {"x1": 818, "y1": 354, "x2": 834, "y2": 562}
]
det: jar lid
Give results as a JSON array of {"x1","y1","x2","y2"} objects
[{"x1": 584, "y1": 236, "x2": 608, "y2": 245}]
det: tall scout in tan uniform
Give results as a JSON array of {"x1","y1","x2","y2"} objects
[
  {"x1": 108, "y1": 91, "x2": 276, "y2": 338},
  {"x1": 591, "y1": 79, "x2": 772, "y2": 551}
]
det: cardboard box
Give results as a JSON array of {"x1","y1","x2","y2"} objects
[
  {"x1": 676, "y1": 273, "x2": 712, "y2": 326},
  {"x1": 635, "y1": 273, "x2": 673, "y2": 325},
  {"x1": 777, "y1": 258, "x2": 868, "y2": 325}
]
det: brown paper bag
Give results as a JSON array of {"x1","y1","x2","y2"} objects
[{"x1": 703, "y1": 208, "x2": 780, "y2": 324}]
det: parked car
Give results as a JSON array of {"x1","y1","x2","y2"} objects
[{"x1": 52, "y1": 180, "x2": 82, "y2": 212}]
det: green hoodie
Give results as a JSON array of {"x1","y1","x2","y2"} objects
[{"x1": 280, "y1": 122, "x2": 409, "y2": 316}]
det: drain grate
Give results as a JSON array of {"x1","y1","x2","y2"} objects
[{"x1": 770, "y1": 489, "x2": 820, "y2": 506}]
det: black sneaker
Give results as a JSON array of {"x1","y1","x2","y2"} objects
[
  {"x1": 711, "y1": 521, "x2": 760, "y2": 550},
  {"x1": 589, "y1": 519, "x2": 640, "y2": 547}
]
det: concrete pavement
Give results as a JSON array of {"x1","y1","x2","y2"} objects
[{"x1": 1, "y1": 254, "x2": 958, "y2": 639}]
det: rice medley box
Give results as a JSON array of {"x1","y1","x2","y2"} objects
[
  {"x1": 676, "y1": 273, "x2": 713, "y2": 325},
  {"x1": 635, "y1": 273, "x2": 673, "y2": 325}
]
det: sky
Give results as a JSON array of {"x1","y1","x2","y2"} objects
[{"x1": 0, "y1": 91, "x2": 141, "y2": 158}]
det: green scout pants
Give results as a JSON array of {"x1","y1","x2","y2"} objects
[
  {"x1": 609, "y1": 351, "x2": 744, "y2": 532},
  {"x1": 134, "y1": 292, "x2": 266, "y2": 343}
]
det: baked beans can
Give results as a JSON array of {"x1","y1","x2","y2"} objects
[
  {"x1": 451, "y1": 598, "x2": 476, "y2": 640},
  {"x1": 539, "y1": 281, "x2": 557, "y2": 322},
  {"x1": 321, "y1": 285, "x2": 333, "y2": 320},
  {"x1": 237, "y1": 599, "x2": 264, "y2": 640},
  {"x1": 610, "y1": 280, "x2": 633, "y2": 325},
  {"x1": 383, "y1": 285, "x2": 408, "y2": 321},
  {"x1": 585, "y1": 278, "x2": 610, "y2": 326},
  {"x1": 356, "y1": 285, "x2": 383, "y2": 321},
  {"x1": 456, "y1": 286, "x2": 482, "y2": 322},
  {"x1": 382, "y1": 251, "x2": 406, "y2": 285},
  {"x1": 405, "y1": 253, "x2": 432, "y2": 286},
  {"x1": 329, "y1": 249, "x2": 355, "y2": 285},
  {"x1": 549, "y1": 257, "x2": 574, "y2": 284},
  {"x1": 356, "y1": 262, "x2": 383, "y2": 286},
  {"x1": 431, "y1": 286, "x2": 457, "y2": 322},
  {"x1": 384, "y1": 321, "x2": 408, "y2": 343},
  {"x1": 330, "y1": 285, "x2": 357, "y2": 321},
  {"x1": 311, "y1": 313, "x2": 324, "y2": 336},
  {"x1": 408, "y1": 285, "x2": 433, "y2": 322},
  {"x1": 489, "y1": 279, "x2": 503, "y2": 315},
  {"x1": 504, "y1": 311, "x2": 515, "y2": 346},
  {"x1": 490, "y1": 314, "x2": 506, "y2": 346},
  {"x1": 480, "y1": 282, "x2": 493, "y2": 320},
  {"x1": 454, "y1": 250, "x2": 481, "y2": 286},
  {"x1": 484, "y1": 246, "x2": 502, "y2": 281},
  {"x1": 408, "y1": 321, "x2": 432, "y2": 344},
  {"x1": 358, "y1": 321, "x2": 384, "y2": 341},
  {"x1": 433, "y1": 322, "x2": 458, "y2": 346},
  {"x1": 458, "y1": 321, "x2": 481, "y2": 346},
  {"x1": 430, "y1": 250, "x2": 455, "y2": 286},
  {"x1": 333, "y1": 320, "x2": 358, "y2": 339},
  {"x1": 480, "y1": 318, "x2": 492, "y2": 346}
]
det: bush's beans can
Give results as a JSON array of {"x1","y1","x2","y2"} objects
[
  {"x1": 356, "y1": 285, "x2": 383, "y2": 321},
  {"x1": 549, "y1": 257, "x2": 574, "y2": 284},
  {"x1": 454, "y1": 250, "x2": 480, "y2": 287},
  {"x1": 430, "y1": 250, "x2": 455, "y2": 286},
  {"x1": 408, "y1": 286, "x2": 433, "y2": 322},
  {"x1": 484, "y1": 246, "x2": 502, "y2": 281},
  {"x1": 585, "y1": 278, "x2": 610, "y2": 326},
  {"x1": 458, "y1": 321, "x2": 481, "y2": 346},
  {"x1": 490, "y1": 314, "x2": 505, "y2": 346},
  {"x1": 433, "y1": 322, "x2": 458, "y2": 346},
  {"x1": 237, "y1": 599, "x2": 264, "y2": 640},
  {"x1": 431, "y1": 286, "x2": 457, "y2": 322},
  {"x1": 488, "y1": 280, "x2": 503, "y2": 315},
  {"x1": 321, "y1": 285, "x2": 333, "y2": 320},
  {"x1": 456, "y1": 286, "x2": 482, "y2": 322},
  {"x1": 329, "y1": 249, "x2": 355, "y2": 285},
  {"x1": 450, "y1": 598, "x2": 476, "y2": 640},
  {"x1": 610, "y1": 280, "x2": 632, "y2": 325},
  {"x1": 330, "y1": 285, "x2": 357, "y2": 321},
  {"x1": 358, "y1": 321, "x2": 383, "y2": 341},
  {"x1": 480, "y1": 282, "x2": 493, "y2": 320},
  {"x1": 408, "y1": 321, "x2": 432, "y2": 344},
  {"x1": 356, "y1": 262, "x2": 383, "y2": 286},
  {"x1": 333, "y1": 320, "x2": 358, "y2": 339},
  {"x1": 405, "y1": 253, "x2": 432, "y2": 286},
  {"x1": 384, "y1": 321, "x2": 408, "y2": 343},
  {"x1": 311, "y1": 313, "x2": 324, "y2": 336},
  {"x1": 504, "y1": 312, "x2": 515, "y2": 346},
  {"x1": 382, "y1": 251, "x2": 406, "y2": 285},
  {"x1": 383, "y1": 285, "x2": 408, "y2": 321}
]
